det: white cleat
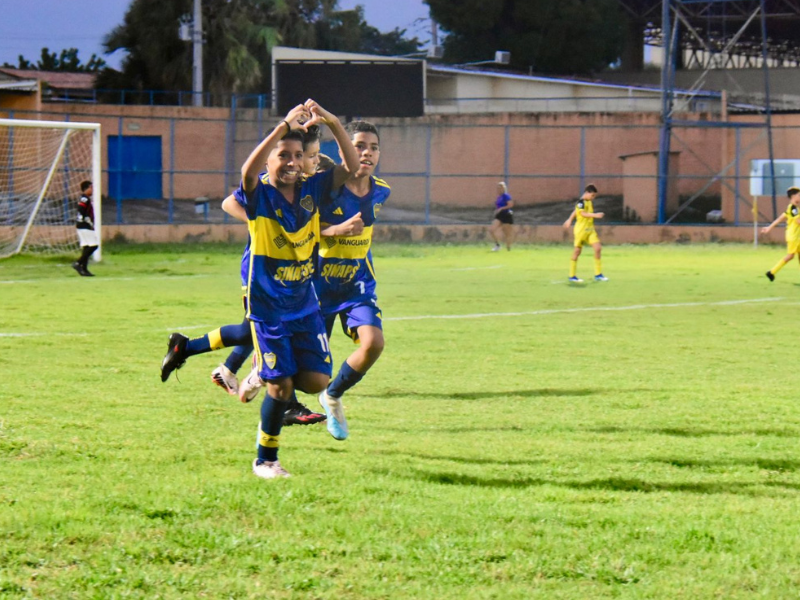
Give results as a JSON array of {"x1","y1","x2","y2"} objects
[
  {"x1": 319, "y1": 389, "x2": 349, "y2": 440},
  {"x1": 252, "y1": 458, "x2": 291, "y2": 479},
  {"x1": 238, "y1": 367, "x2": 263, "y2": 404},
  {"x1": 211, "y1": 364, "x2": 239, "y2": 395}
]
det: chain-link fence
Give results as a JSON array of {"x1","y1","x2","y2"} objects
[{"x1": 3, "y1": 104, "x2": 796, "y2": 228}]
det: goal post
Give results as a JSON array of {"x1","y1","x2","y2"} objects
[{"x1": 0, "y1": 118, "x2": 102, "y2": 259}]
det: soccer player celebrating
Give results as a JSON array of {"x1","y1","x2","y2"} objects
[
  {"x1": 762, "y1": 186, "x2": 800, "y2": 281},
  {"x1": 160, "y1": 128, "x2": 329, "y2": 427},
  {"x1": 315, "y1": 121, "x2": 390, "y2": 441},
  {"x1": 224, "y1": 100, "x2": 359, "y2": 479},
  {"x1": 563, "y1": 184, "x2": 608, "y2": 283}
]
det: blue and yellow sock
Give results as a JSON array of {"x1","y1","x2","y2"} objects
[
  {"x1": 224, "y1": 344, "x2": 253, "y2": 374},
  {"x1": 328, "y1": 361, "x2": 364, "y2": 398},
  {"x1": 257, "y1": 395, "x2": 288, "y2": 462}
]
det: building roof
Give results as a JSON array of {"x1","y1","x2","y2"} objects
[{"x1": 0, "y1": 68, "x2": 95, "y2": 90}]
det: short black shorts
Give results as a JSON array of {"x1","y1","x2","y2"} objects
[{"x1": 495, "y1": 209, "x2": 513, "y2": 225}]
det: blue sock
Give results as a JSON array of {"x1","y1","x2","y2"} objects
[
  {"x1": 186, "y1": 334, "x2": 211, "y2": 356},
  {"x1": 257, "y1": 395, "x2": 288, "y2": 462},
  {"x1": 224, "y1": 344, "x2": 253, "y2": 374},
  {"x1": 219, "y1": 320, "x2": 252, "y2": 346},
  {"x1": 327, "y1": 361, "x2": 364, "y2": 398}
]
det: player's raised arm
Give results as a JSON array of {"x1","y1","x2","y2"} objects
[
  {"x1": 304, "y1": 99, "x2": 359, "y2": 189},
  {"x1": 241, "y1": 104, "x2": 309, "y2": 193}
]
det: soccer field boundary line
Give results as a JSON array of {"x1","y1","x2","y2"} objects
[
  {"x1": 0, "y1": 274, "x2": 212, "y2": 285},
  {"x1": 0, "y1": 297, "x2": 783, "y2": 339},
  {"x1": 384, "y1": 297, "x2": 784, "y2": 322},
  {"x1": 451, "y1": 265, "x2": 503, "y2": 271}
]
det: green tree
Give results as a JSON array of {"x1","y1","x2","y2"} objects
[
  {"x1": 96, "y1": 0, "x2": 421, "y2": 101},
  {"x1": 425, "y1": 0, "x2": 625, "y2": 75},
  {"x1": 3, "y1": 48, "x2": 106, "y2": 72}
]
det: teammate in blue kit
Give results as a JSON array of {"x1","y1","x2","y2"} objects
[
  {"x1": 223, "y1": 100, "x2": 359, "y2": 479},
  {"x1": 315, "y1": 121, "x2": 390, "y2": 441}
]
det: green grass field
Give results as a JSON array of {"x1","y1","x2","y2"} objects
[{"x1": 2, "y1": 242, "x2": 800, "y2": 599}]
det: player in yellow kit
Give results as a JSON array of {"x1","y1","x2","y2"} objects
[
  {"x1": 762, "y1": 186, "x2": 800, "y2": 281},
  {"x1": 563, "y1": 184, "x2": 607, "y2": 283}
]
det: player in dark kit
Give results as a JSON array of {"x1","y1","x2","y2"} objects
[{"x1": 73, "y1": 180, "x2": 98, "y2": 276}]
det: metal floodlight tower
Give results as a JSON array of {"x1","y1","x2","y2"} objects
[{"x1": 656, "y1": 0, "x2": 779, "y2": 223}]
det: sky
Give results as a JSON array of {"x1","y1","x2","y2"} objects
[{"x1": 0, "y1": 0, "x2": 431, "y2": 71}]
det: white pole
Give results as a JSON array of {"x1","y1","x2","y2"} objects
[
  {"x1": 193, "y1": 0, "x2": 203, "y2": 107},
  {"x1": 92, "y1": 125, "x2": 102, "y2": 261},
  {"x1": 753, "y1": 196, "x2": 759, "y2": 249}
]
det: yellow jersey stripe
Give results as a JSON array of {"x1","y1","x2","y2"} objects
[
  {"x1": 320, "y1": 226, "x2": 373, "y2": 260},
  {"x1": 250, "y1": 215, "x2": 319, "y2": 261}
]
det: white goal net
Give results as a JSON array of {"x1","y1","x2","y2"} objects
[{"x1": 0, "y1": 118, "x2": 101, "y2": 259}]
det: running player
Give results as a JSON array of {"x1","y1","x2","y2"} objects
[
  {"x1": 563, "y1": 184, "x2": 608, "y2": 283},
  {"x1": 160, "y1": 129, "x2": 329, "y2": 426},
  {"x1": 762, "y1": 186, "x2": 800, "y2": 281},
  {"x1": 315, "y1": 121, "x2": 390, "y2": 441},
  {"x1": 225, "y1": 100, "x2": 359, "y2": 479}
]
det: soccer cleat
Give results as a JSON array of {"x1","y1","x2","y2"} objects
[
  {"x1": 160, "y1": 333, "x2": 188, "y2": 382},
  {"x1": 568, "y1": 276, "x2": 584, "y2": 283},
  {"x1": 594, "y1": 274, "x2": 609, "y2": 282},
  {"x1": 211, "y1": 364, "x2": 239, "y2": 395},
  {"x1": 82, "y1": 268, "x2": 95, "y2": 277},
  {"x1": 319, "y1": 389, "x2": 349, "y2": 440},
  {"x1": 252, "y1": 458, "x2": 291, "y2": 479},
  {"x1": 72, "y1": 261, "x2": 83, "y2": 275},
  {"x1": 766, "y1": 271, "x2": 775, "y2": 282},
  {"x1": 283, "y1": 400, "x2": 326, "y2": 426},
  {"x1": 491, "y1": 244, "x2": 500, "y2": 252},
  {"x1": 238, "y1": 367, "x2": 263, "y2": 403}
]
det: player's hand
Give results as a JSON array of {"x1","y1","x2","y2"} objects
[
  {"x1": 304, "y1": 99, "x2": 337, "y2": 127},
  {"x1": 283, "y1": 104, "x2": 311, "y2": 131},
  {"x1": 562, "y1": 221, "x2": 571, "y2": 230},
  {"x1": 338, "y1": 212, "x2": 364, "y2": 236},
  {"x1": 760, "y1": 226, "x2": 770, "y2": 234},
  {"x1": 596, "y1": 212, "x2": 605, "y2": 219}
]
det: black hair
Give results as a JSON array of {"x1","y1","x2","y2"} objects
[
  {"x1": 280, "y1": 129, "x2": 305, "y2": 145},
  {"x1": 345, "y1": 120, "x2": 379, "y2": 143},
  {"x1": 302, "y1": 125, "x2": 321, "y2": 149},
  {"x1": 584, "y1": 184, "x2": 598, "y2": 194},
  {"x1": 80, "y1": 180, "x2": 92, "y2": 192},
  {"x1": 788, "y1": 186, "x2": 800, "y2": 198}
]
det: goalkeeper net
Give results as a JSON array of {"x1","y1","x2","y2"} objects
[{"x1": 0, "y1": 118, "x2": 101, "y2": 259}]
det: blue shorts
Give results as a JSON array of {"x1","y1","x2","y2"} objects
[
  {"x1": 250, "y1": 311, "x2": 332, "y2": 381},
  {"x1": 324, "y1": 301, "x2": 383, "y2": 342}
]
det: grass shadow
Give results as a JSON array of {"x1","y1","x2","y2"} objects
[
  {"x1": 370, "y1": 388, "x2": 605, "y2": 400},
  {"x1": 645, "y1": 456, "x2": 800, "y2": 472},
  {"x1": 375, "y1": 448, "x2": 546, "y2": 467},
  {"x1": 401, "y1": 469, "x2": 800, "y2": 496},
  {"x1": 589, "y1": 425, "x2": 797, "y2": 438}
]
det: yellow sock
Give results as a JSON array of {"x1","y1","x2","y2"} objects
[
  {"x1": 770, "y1": 258, "x2": 788, "y2": 275},
  {"x1": 594, "y1": 258, "x2": 602, "y2": 276},
  {"x1": 569, "y1": 260, "x2": 577, "y2": 277}
]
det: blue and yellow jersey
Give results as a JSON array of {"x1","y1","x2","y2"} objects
[
  {"x1": 785, "y1": 203, "x2": 800, "y2": 242},
  {"x1": 315, "y1": 176, "x2": 391, "y2": 314},
  {"x1": 235, "y1": 170, "x2": 334, "y2": 323},
  {"x1": 574, "y1": 198, "x2": 595, "y2": 235}
]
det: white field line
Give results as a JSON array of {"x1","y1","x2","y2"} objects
[
  {"x1": 451, "y1": 265, "x2": 503, "y2": 272},
  {"x1": 0, "y1": 274, "x2": 211, "y2": 285},
  {"x1": 384, "y1": 297, "x2": 784, "y2": 322},
  {"x1": 0, "y1": 297, "x2": 784, "y2": 338}
]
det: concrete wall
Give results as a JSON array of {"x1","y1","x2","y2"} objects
[
  {"x1": 100, "y1": 222, "x2": 767, "y2": 246},
  {"x1": 1, "y1": 103, "x2": 723, "y2": 218}
]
